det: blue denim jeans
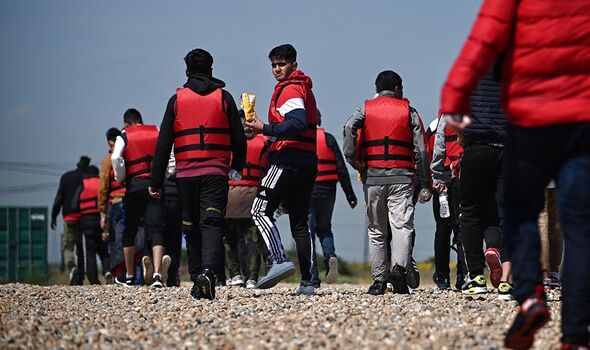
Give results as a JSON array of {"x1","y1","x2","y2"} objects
[
  {"x1": 308, "y1": 195, "x2": 337, "y2": 283},
  {"x1": 504, "y1": 123, "x2": 590, "y2": 344}
]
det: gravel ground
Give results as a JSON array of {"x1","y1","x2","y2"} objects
[{"x1": 0, "y1": 283, "x2": 562, "y2": 349}]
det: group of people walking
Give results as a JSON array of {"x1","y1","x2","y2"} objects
[{"x1": 50, "y1": 0, "x2": 590, "y2": 347}]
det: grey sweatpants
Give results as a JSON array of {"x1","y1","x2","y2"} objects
[{"x1": 364, "y1": 183, "x2": 415, "y2": 281}]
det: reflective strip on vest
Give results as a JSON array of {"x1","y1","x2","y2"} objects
[
  {"x1": 362, "y1": 96, "x2": 414, "y2": 169},
  {"x1": 315, "y1": 128, "x2": 338, "y2": 182},
  {"x1": 80, "y1": 177, "x2": 100, "y2": 216},
  {"x1": 123, "y1": 124, "x2": 159, "y2": 179},
  {"x1": 173, "y1": 87, "x2": 231, "y2": 162}
]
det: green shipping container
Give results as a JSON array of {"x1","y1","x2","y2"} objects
[{"x1": 0, "y1": 207, "x2": 48, "y2": 283}]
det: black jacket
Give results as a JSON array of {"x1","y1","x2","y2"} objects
[
  {"x1": 465, "y1": 73, "x2": 507, "y2": 146},
  {"x1": 151, "y1": 74, "x2": 246, "y2": 188},
  {"x1": 51, "y1": 166, "x2": 89, "y2": 223}
]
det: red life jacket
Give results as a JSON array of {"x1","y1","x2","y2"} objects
[
  {"x1": 123, "y1": 124, "x2": 159, "y2": 179},
  {"x1": 267, "y1": 70, "x2": 318, "y2": 154},
  {"x1": 362, "y1": 96, "x2": 414, "y2": 169},
  {"x1": 316, "y1": 128, "x2": 339, "y2": 182},
  {"x1": 80, "y1": 177, "x2": 99, "y2": 216},
  {"x1": 108, "y1": 167, "x2": 126, "y2": 202},
  {"x1": 444, "y1": 126, "x2": 463, "y2": 177},
  {"x1": 229, "y1": 134, "x2": 268, "y2": 187},
  {"x1": 173, "y1": 87, "x2": 231, "y2": 163}
]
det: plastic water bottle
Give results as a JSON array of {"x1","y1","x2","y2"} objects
[
  {"x1": 439, "y1": 191, "x2": 450, "y2": 218},
  {"x1": 229, "y1": 169, "x2": 242, "y2": 182}
]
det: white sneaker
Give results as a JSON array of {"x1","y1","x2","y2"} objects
[
  {"x1": 142, "y1": 256, "x2": 153, "y2": 286},
  {"x1": 295, "y1": 281, "x2": 316, "y2": 296},
  {"x1": 230, "y1": 275, "x2": 245, "y2": 286},
  {"x1": 246, "y1": 279, "x2": 257, "y2": 289},
  {"x1": 161, "y1": 255, "x2": 171, "y2": 286},
  {"x1": 257, "y1": 261, "x2": 296, "y2": 289},
  {"x1": 326, "y1": 257, "x2": 339, "y2": 284},
  {"x1": 386, "y1": 282, "x2": 393, "y2": 292}
]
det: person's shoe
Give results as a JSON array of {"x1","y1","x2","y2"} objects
[
  {"x1": 142, "y1": 256, "x2": 154, "y2": 286},
  {"x1": 498, "y1": 282, "x2": 515, "y2": 301},
  {"x1": 151, "y1": 274, "x2": 165, "y2": 288},
  {"x1": 195, "y1": 268, "x2": 216, "y2": 300},
  {"x1": 325, "y1": 257, "x2": 339, "y2": 284},
  {"x1": 461, "y1": 275, "x2": 488, "y2": 295},
  {"x1": 367, "y1": 280, "x2": 387, "y2": 295},
  {"x1": 257, "y1": 261, "x2": 296, "y2": 289},
  {"x1": 190, "y1": 282, "x2": 201, "y2": 299},
  {"x1": 69, "y1": 267, "x2": 78, "y2": 286},
  {"x1": 484, "y1": 248, "x2": 503, "y2": 288},
  {"x1": 563, "y1": 344, "x2": 590, "y2": 350},
  {"x1": 388, "y1": 265, "x2": 410, "y2": 294},
  {"x1": 114, "y1": 275, "x2": 135, "y2": 288},
  {"x1": 406, "y1": 259, "x2": 420, "y2": 289},
  {"x1": 245, "y1": 279, "x2": 257, "y2": 289},
  {"x1": 548, "y1": 272, "x2": 561, "y2": 289},
  {"x1": 432, "y1": 272, "x2": 451, "y2": 290},
  {"x1": 504, "y1": 285, "x2": 550, "y2": 350},
  {"x1": 229, "y1": 275, "x2": 245, "y2": 287},
  {"x1": 455, "y1": 271, "x2": 467, "y2": 291},
  {"x1": 105, "y1": 272, "x2": 114, "y2": 285},
  {"x1": 386, "y1": 282, "x2": 393, "y2": 292},
  {"x1": 312, "y1": 279, "x2": 321, "y2": 289},
  {"x1": 295, "y1": 280, "x2": 316, "y2": 296},
  {"x1": 161, "y1": 255, "x2": 171, "y2": 286}
]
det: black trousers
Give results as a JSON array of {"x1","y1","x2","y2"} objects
[
  {"x1": 122, "y1": 189, "x2": 165, "y2": 248},
  {"x1": 459, "y1": 144, "x2": 509, "y2": 277},
  {"x1": 177, "y1": 175, "x2": 228, "y2": 281},
  {"x1": 82, "y1": 227, "x2": 110, "y2": 284},
  {"x1": 163, "y1": 197, "x2": 182, "y2": 286},
  {"x1": 251, "y1": 164, "x2": 316, "y2": 281},
  {"x1": 433, "y1": 178, "x2": 467, "y2": 276}
]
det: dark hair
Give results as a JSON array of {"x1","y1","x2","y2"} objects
[
  {"x1": 268, "y1": 44, "x2": 297, "y2": 63},
  {"x1": 87, "y1": 165, "x2": 99, "y2": 176},
  {"x1": 123, "y1": 108, "x2": 142, "y2": 125},
  {"x1": 77, "y1": 156, "x2": 91, "y2": 169},
  {"x1": 375, "y1": 70, "x2": 403, "y2": 93},
  {"x1": 106, "y1": 127, "x2": 121, "y2": 142},
  {"x1": 184, "y1": 48, "x2": 213, "y2": 75}
]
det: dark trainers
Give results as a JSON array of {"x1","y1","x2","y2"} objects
[
  {"x1": 151, "y1": 274, "x2": 165, "y2": 288},
  {"x1": 433, "y1": 272, "x2": 451, "y2": 290},
  {"x1": 194, "y1": 268, "x2": 216, "y2": 300},
  {"x1": 455, "y1": 271, "x2": 467, "y2": 291},
  {"x1": 114, "y1": 275, "x2": 135, "y2": 288},
  {"x1": 367, "y1": 280, "x2": 387, "y2": 295},
  {"x1": 484, "y1": 248, "x2": 503, "y2": 288},
  {"x1": 406, "y1": 259, "x2": 420, "y2": 289},
  {"x1": 504, "y1": 285, "x2": 550, "y2": 350},
  {"x1": 461, "y1": 275, "x2": 487, "y2": 295},
  {"x1": 388, "y1": 265, "x2": 410, "y2": 294}
]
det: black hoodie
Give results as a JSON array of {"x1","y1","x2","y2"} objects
[{"x1": 150, "y1": 74, "x2": 246, "y2": 189}]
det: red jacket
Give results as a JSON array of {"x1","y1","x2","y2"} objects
[{"x1": 441, "y1": 0, "x2": 590, "y2": 127}]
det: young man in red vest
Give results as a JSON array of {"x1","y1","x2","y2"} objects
[
  {"x1": 72, "y1": 165, "x2": 110, "y2": 284},
  {"x1": 149, "y1": 49, "x2": 246, "y2": 300},
  {"x1": 310, "y1": 111, "x2": 357, "y2": 287},
  {"x1": 343, "y1": 71, "x2": 430, "y2": 295},
  {"x1": 441, "y1": 1, "x2": 590, "y2": 347},
  {"x1": 111, "y1": 109, "x2": 172, "y2": 288},
  {"x1": 246, "y1": 44, "x2": 319, "y2": 295}
]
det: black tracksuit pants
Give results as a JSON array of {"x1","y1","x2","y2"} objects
[
  {"x1": 81, "y1": 215, "x2": 109, "y2": 285},
  {"x1": 163, "y1": 196, "x2": 182, "y2": 286},
  {"x1": 177, "y1": 175, "x2": 228, "y2": 282},
  {"x1": 251, "y1": 164, "x2": 316, "y2": 281},
  {"x1": 122, "y1": 188, "x2": 165, "y2": 248},
  {"x1": 459, "y1": 144, "x2": 509, "y2": 277}
]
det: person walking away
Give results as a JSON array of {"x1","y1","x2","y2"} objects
[
  {"x1": 51, "y1": 156, "x2": 91, "y2": 285},
  {"x1": 441, "y1": 0, "x2": 590, "y2": 347},
  {"x1": 97, "y1": 127, "x2": 125, "y2": 283},
  {"x1": 343, "y1": 70, "x2": 430, "y2": 295},
  {"x1": 309, "y1": 110, "x2": 357, "y2": 287},
  {"x1": 72, "y1": 165, "x2": 110, "y2": 284},
  {"x1": 245, "y1": 44, "x2": 319, "y2": 295},
  {"x1": 538, "y1": 185, "x2": 562, "y2": 289},
  {"x1": 149, "y1": 48, "x2": 246, "y2": 300},
  {"x1": 162, "y1": 175, "x2": 182, "y2": 287},
  {"x1": 225, "y1": 122, "x2": 272, "y2": 289},
  {"x1": 429, "y1": 114, "x2": 467, "y2": 290},
  {"x1": 111, "y1": 108, "x2": 172, "y2": 288}
]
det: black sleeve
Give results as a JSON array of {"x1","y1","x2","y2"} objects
[
  {"x1": 150, "y1": 95, "x2": 176, "y2": 189},
  {"x1": 71, "y1": 185, "x2": 83, "y2": 212},
  {"x1": 51, "y1": 175, "x2": 65, "y2": 222},
  {"x1": 223, "y1": 90, "x2": 246, "y2": 171},
  {"x1": 326, "y1": 132, "x2": 356, "y2": 201}
]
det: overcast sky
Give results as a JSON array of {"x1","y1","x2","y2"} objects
[{"x1": 0, "y1": 1, "x2": 482, "y2": 262}]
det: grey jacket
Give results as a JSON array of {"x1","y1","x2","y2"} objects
[
  {"x1": 430, "y1": 116, "x2": 453, "y2": 185},
  {"x1": 343, "y1": 91, "x2": 430, "y2": 186}
]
